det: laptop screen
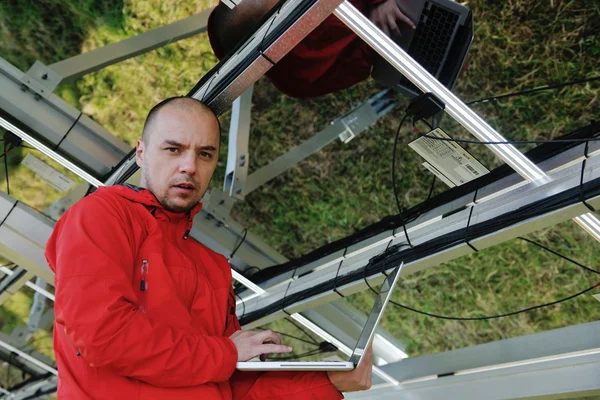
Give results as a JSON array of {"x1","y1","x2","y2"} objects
[{"x1": 349, "y1": 262, "x2": 404, "y2": 366}]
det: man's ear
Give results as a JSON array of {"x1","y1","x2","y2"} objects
[{"x1": 135, "y1": 139, "x2": 144, "y2": 168}]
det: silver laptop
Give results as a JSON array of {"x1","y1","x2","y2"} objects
[{"x1": 237, "y1": 262, "x2": 404, "y2": 371}]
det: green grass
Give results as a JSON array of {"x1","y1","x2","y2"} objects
[{"x1": 0, "y1": 0, "x2": 599, "y2": 394}]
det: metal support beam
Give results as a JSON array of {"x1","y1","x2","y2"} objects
[
  {"x1": 0, "y1": 193, "x2": 54, "y2": 285},
  {"x1": 0, "y1": 333, "x2": 57, "y2": 377},
  {"x1": 0, "y1": 58, "x2": 130, "y2": 183},
  {"x1": 345, "y1": 322, "x2": 600, "y2": 399},
  {"x1": 26, "y1": 278, "x2": 49, "y2": 335},
  {"x1": 333, "y1": 0, "x2": 600, "y2": 244},
  {"x1": 243, "y1": 90, "x2": 396, "y2": 196},
  {"x1": 46, "y1": 9, "x2": 212, "y2": 85},
  {"x1": 0, "y1": 266, "x2": 34, "y2": 306},
  {"x1": 1, "y1": 376, "x2": 58, "y2": 400},
  {"x1": 237, "y1": 152, "x2": 600, "y2": 327},
  {"x1": 224, "y1": 85, "x2": 253, "y2": 199}
]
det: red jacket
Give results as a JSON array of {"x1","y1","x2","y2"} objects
[
  {"x1": 45, "y1": 185, "x2": 342, "y2": 399},
  {"x1": 208, "y1": 0, "x2": 384, "y2": 98}
]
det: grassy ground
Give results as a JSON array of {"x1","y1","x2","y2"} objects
[{"x1": 0, "y1": 0, "x2": 599, "y2": 395}]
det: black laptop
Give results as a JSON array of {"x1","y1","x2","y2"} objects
[{"x1": 371, "y1": 0, "x2": 474, "y2": 98}]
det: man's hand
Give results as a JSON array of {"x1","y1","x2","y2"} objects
[
  {"x1": 327, "y1": 345, "x2": 373, "y2": 392},
  {"x1": 370, "y1": 0, "x2": 416, "y2": 37},
  {"x1": 229, "y1": 330, "x2": 293, "y2": 362}
]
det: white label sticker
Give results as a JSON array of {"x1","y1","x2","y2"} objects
[
  {"x1": 21, "y1": 153, "x2": 75, "y2": 192},
  {"x1": 409, "y1": 128, "x2": 489, "y2": 187}
]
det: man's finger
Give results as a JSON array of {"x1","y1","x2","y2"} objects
[
  {"x1": 256, "y1": 330, "x2": 281, "y2": 344},
  {"x1": 266, "y1": 333, "x2": 282, "y2": 345},
  {"x1": 395, "y1": 9, "x2": 415, "y2": 29},
  {"x1": 387, "y1": 15, "x2": 401, "y2": 36},
  {"x1": 260, "y1": 344, "x2": 293, "y2": 355}
]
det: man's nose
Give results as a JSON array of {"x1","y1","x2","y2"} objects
[{"x1": 178, "y1": 152, "x2": 197, "y2": 175}]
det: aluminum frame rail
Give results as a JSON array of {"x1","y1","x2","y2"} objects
[
  {"x1": 237, "y1": 150, "x2": 600, "y2": 327},
  {"x1": 45, "y1": 10, "x2": 212, "y2": 85},
  {"x1": 0, "y1": 376, "x2": 58, "y2": 400},
  {"x1": 0, "y1": 333, "x2": 57, "y2": 377},
  {"x1": 0, "y1": 266, "x2": 35, "y2": 306},
  {"x1": 345, "y1": 321, "x2": 600, "y2": 399},
  {"x1": 0, "y1": 59, "x2": 130, "y2": 186},
  {"x1": 333, "y1": 0, "x2": 600, "y2": 243},
  {"x1": 243, "y1": 137, "x2": 600, "y2": 292}
]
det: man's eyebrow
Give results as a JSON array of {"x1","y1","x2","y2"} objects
[
  {"x1": 163, "y1": 139, "x2": 184, "y2": 147},
  {"x1": 198, "y1": 145, "x2": 218, "y2": 152}
]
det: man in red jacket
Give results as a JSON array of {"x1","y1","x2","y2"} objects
[
  {"x1": 45, "y1": 96, "x2": 374, "y2": 399},
  {"x1": 208, "y1": 0, "x2": 415, "y2": 98}
]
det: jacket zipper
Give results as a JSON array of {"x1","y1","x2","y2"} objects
[
  {"x1": 140, "y1": 259, "x2": 149, "y2": 313},
  {"x1": 180, "y1": 212, "x2": 197, "y2": 311}
]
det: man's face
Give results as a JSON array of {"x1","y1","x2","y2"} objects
[{"x1": 135, "y1": 105, "x2": 220, "y2": 213}]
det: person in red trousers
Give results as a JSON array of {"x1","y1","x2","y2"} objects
[
  {"x1": 45, "y1": 96, "x2": 374, "y2": 399},
  {"x1": 208, "y1": 0, "x2": 415, "y2": 98}
]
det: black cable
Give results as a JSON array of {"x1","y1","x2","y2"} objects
[
  {"x1": 230, "y1": 228, "x2": 248, "y2": 259},
  {"x1": 426, "y1": 175, "x2": 437, "y2": 202},
  {"x1": 257, "y1": 0, "x2": 286, "y2": 65},
  {"x1": 386, "y1": 282, "x2": 600, "y2": 321},
  {"x1": 392, "y1": 113, "x2": 413, "y2": 248},
  {"x1": 466, "y1": 76, "x2": 600, "y2": 105},
  {"x1": 392, "y1": 114, "x2": 408, "y2": 214},
  {"x1": 517, "y1": 237, "x2": 600, "y2": 275},
  {"x1": 361, "y1": 232, "x2": 600, "y2": 321}
]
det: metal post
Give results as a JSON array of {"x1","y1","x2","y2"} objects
[
  {"x1": 224, "y1": 86, "x2": 253, "y2": 199},
  {"x1": 333, "y1": 1, "x2": 600, "y2": 243}
]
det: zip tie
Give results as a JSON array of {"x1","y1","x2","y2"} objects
[
  {"x1": 332, "y1": 260, "x2": 345, "y2": 298},
  {"x1": 580, "y1": 158, "x2": 596, "y2": 212}
]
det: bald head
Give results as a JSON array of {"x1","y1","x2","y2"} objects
[{"x1": 142, "y1": 97, "x2": 220, "y2": 144}]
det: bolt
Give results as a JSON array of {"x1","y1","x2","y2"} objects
[
  {"x1": 240, "y1": 154, "x2": 246, "y2": 160},
  {"x1": 218, "y1": 199, "x2": 225, "y2": 205},
  {"x1": 34, "y1": 93, "x2": 41, "y2": 101},
  {"x1": 235, "y1": 188, "x2": 242, "y2": 195},
  {"x1": 41, "y1": 73, "x2": 48, "y2": 80},
  {"x1": 239, "y1": 161, "x2": 246, "y2": 167}
]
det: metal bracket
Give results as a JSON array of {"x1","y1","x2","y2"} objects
[
  {"x1": 224, "y1": 85, "x2": 253, "y2": 200},
  {"x1": 201, "y1": 188, "x2": 237, "y2": 225},
  {"x1": 338, "y1": 89, "x2": 397, "y2": 143},
  {"x1": 22, "y1": 61, "x2": 62, "y2": 98}
]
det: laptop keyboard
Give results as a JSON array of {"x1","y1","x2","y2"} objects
[{"x1": 407, "y1": 1, "x2": 460, "y2": 76}]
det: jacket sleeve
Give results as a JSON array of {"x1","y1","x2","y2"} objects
[
  {"x1": 225, "y1": 291, "x2": 343, "y2": 400},
  {"x1": 46, "y1": 195, "x2": 238, "y2": 387}
]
